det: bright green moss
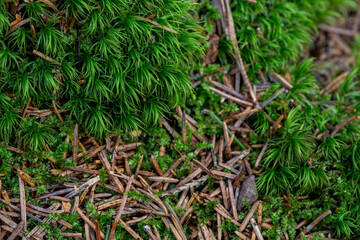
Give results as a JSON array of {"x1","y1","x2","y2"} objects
[{"x1": 0, "y1": 0, "x2": 204, "y2": 143}]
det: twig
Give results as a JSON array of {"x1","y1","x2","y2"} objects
[
  {"x1": 193, "y1": 159, "x2": 221, "y2": 180},
  {"x1": 250, "y1": 218, "x2": 264, "y2": 240},
  {"x1": 144, "y1": 225, "x2": 159, "y2": 240},
  {"x1": 147, "y1": 176, "x2": 179, "y2": 183},
  {"x1": 77, "y1": 208, "x2": 105, "y2": 239},
  {"x1": 270, "y1": 71, "x2": 293, "y2": 90},
  {"x1": 296, "y1": 210, "x2": 332, "y2": 239},
  {"x1": 160, "y1": 116, "x2": 180, "y2": 138},
  {"x1": 98, "y1": 151, "x2": 124, "y2": 193},
  {"x1": 206, "y1": 77, "x2": 248, "y2": 100},
  {"x1": 227, "y1": 179, "x2": 238, "y2": 220},
  {"x1": 240, "y1": 201, "x2": 260, "y2": 231},
  {"x1": 209, "y1": 87, "x2": 253, "y2": 106},
  {"x1": 135, "y1": 155, "x2": 144, "y2": 178},
  {"x1": 224, "y1": 108, "x2": 259, "y2": 120},
  {"x1": 182, "y1": 108, "x2": 187, "y2": 143},
  {"x1": 7, "y1": 221, "x2": 24, "y2": 240},
  {"x1": 18, "y1": 174, "x2": 27, "y2": 231},
  {"x1": 257, "y1": 201, "x2": 262, "y2": 232},
  {"x1": 151, "y1": 155, "x2": 164, "y2": 176},
  {"x1": 33, "y1": 50, "x2": 60, "y2": 64},
  {"x1": 223, "y1": 0, "x2": 257, "y2": 104},
  {"x1": 204, "y1": 109, "x2": 246, "y2": 149},
  {"x1": 109, "y1": 175, "x2": 134, "y2": 240},
  {"x1": 27, "y1": 203, "x2": 61, "y2": 238},
  {"x1": 318, "y1": 24, "x2": 356, "y2": 36},
  {"x1": 8, "y1": 18, "x2": 30, "y2": 35},
  {"x1": 162, "y1": 176, "x2": 208, "y2": 196},
  {"x1": 65, "y1": 176, "x2": 100, "y2": 198},
  {"x1": 0, "y1": 199, "x2": 43, "y2": 222},
  {"x1": 331, "y1": 115, "x2": 360, "y2": 136},
  {"x1": 52, "y1": 100, "x2": 64, "y2": 122},
  {"x1": 226, "y1": 149, "x2": 250, "y2": 165},
  {"x1": 0, "y1": 212, "x2": 18, "y2": 228},
  {"x1": 295, "y1": 220, "x2": 307, "y2": 230},
  {"x1": 321, "y1": 72, "x2": 349, "y2": 95},
  {"x1": 260, "y1": 87, "x2": 286, "y2": 109},
  {"x1": 119, "y1": 218, "x2": 144, "y2": 240},
  {"x1": 254, "y1": 141, "x2": 268, "y2": 168},
  {"x1": 166, "y1": 203, "x2": 187, "y2": 240},
  {"x1": 136, "y1": 16, "x2": 177, "y2": 34},
  {"x1": 234, "y1": 231, "x2": 250, "y2": 240},
  {"x1": 21, "y1": 98, "x2": 31, "y2": 118},
  {"x1": 17, "y1": 168, "x2": 35, "y2": 187},
  {"x1": 39, "y1": 0, "x2": 58, "y2": 12}
]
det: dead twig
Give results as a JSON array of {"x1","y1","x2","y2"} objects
[
  {"x1": 136, "y1": 16, "x2": 177, "y2": 34},
  {"x1": 240, "y1": 201, "x2": 260, "y2": 231},
  {"x1": 331, "y1": 115, "x2": 360, "y2": 136},
  {"x1": 33, "y1": 49, "x2": 60, "y2": 64},
  {"x1": 296, "y1": 210, "x2": 332, "y2": 239},
  {"x1": 109, "y1": 175, "x2": 134, "y2": 240}
]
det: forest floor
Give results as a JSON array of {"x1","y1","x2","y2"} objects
[{"x1": 1, "y1": 2, "x2": 360, "y2": 240}]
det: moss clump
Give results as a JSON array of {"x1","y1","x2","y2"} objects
[{"x1": 0, "y1": 0, "x2": 204, "y2": 141}]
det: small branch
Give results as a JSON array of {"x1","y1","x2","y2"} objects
[
  {"x1": 254, "y1": 141, "x2": 268, "y2": 168},
  {"x1": 119, "y1": 219, "x2": 144, "y2": 240},
  {"x1": 318, "y1": 24, "x2": 356, "y2": 37},
  {"x1": 18, "y1": 174, "x2": 27, "y2": 231},
  {"x1": 0, "y1": 212, "x2": 18, "y2": 228},
  {"x1": 223, "y1": 108, "x2": 259, "y2": 120},
  {"x1": 8, "y1": 18, "x2": 30, "y2": 35},
  {"x1": 98, "y1": 151, "x2": 124, "y2": 194},
  {"x1": 296, "y1": 210, "x2": 332, "y2": 239},
  {"x1": 270, "y1": 71, "x2": 293, "y2": 90},
  {"x1": 162, "y1": 176, "x2": 208, "y2": 196},
  {"x1": 151, "y1": 155, "x2": 164, "y2": 176},
  {"x1": 65, "y1": 176, "x2": 100, "y2": 198},
  {"x1": 7, "y1": 221, "x2": 24, "y2": 240},
  {"x1": 0, "y1": 198, "x2": 43, "y2": 223},
  {"x1": 39, "y1": 0, "x2": 58, "y2": 12},
  {"x1": 77, "y1": 208, "x2": 105, "y2": 239},
  {"x1": 224, "y1": 0, "x2": 257, "y2": 104},
  {"x1": 33, "y1": 50, "x2": 60, "y2": 64},
  {"x1": 73, "y1": 123, "x2": 78, "y2": 162},
  {"x1": 136, "y1": 16, "x2": 177, "y2": 34},
  {"x1": 144, "y1": 225, "x2": 159, "y2": 240},
  {"x1": 260, "y1": 87, "x2": 286, "y2": 109},
  {"x1": 109, "y1": 175, "x2": 134, "y2": 240},
  {"x1": 227, "y1": 179, "x2": 238, "y2": 220},
  {"x1": 209, "y1": 87, "x2": 253, "y2": 106},
  {"x1": 250, "y1": 218, "x2": 264, "y2": 240},
  {"x1": 206, "y1": 77, "x2": 248, "y2": 100},
  {"x1": 331, "y1": 115, "x2": 360, "y2": 136},
  {"x1": 160, "y1": 115, "x2": 180, "y2": 138},
  {"x1": 10, "y1": 14, "x2": 22, "y2": 26},
  {"x1": 321, "y1": 72, "x2": 349, "y2": 95},
  {"x1": 240, "y1": 201, "x2": 260, "y2": 231},
  {"x1": 52, "y1": 100, "x2": 64, "y2": 122},
  {"x1": 134, "y1": 155, "x2": 144, "y2": 178},
  {"x1": 21, "y1": 98, "x2": 31, "y2": 118},
  {"x1": 234, "y1": 231, "x2": 250, "y2": 240},
  {"x1": 180, "y1": 108, "x2": 187, "y2": 143}
]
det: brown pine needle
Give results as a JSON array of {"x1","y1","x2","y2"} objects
[
  {"x1": 33, "y1": 50, "x2": 60, "y2": 64},
  {"x1": 136, "y1": 16, "x2": 177, "y2": 34}
]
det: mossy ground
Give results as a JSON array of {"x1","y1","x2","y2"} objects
[{"x1": 1, "y1": 0, "x2": 360, "y2": 239}]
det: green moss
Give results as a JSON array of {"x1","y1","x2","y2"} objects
[{"x1": 0, "y1": 0, "x2": 205, "y2": 142}]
